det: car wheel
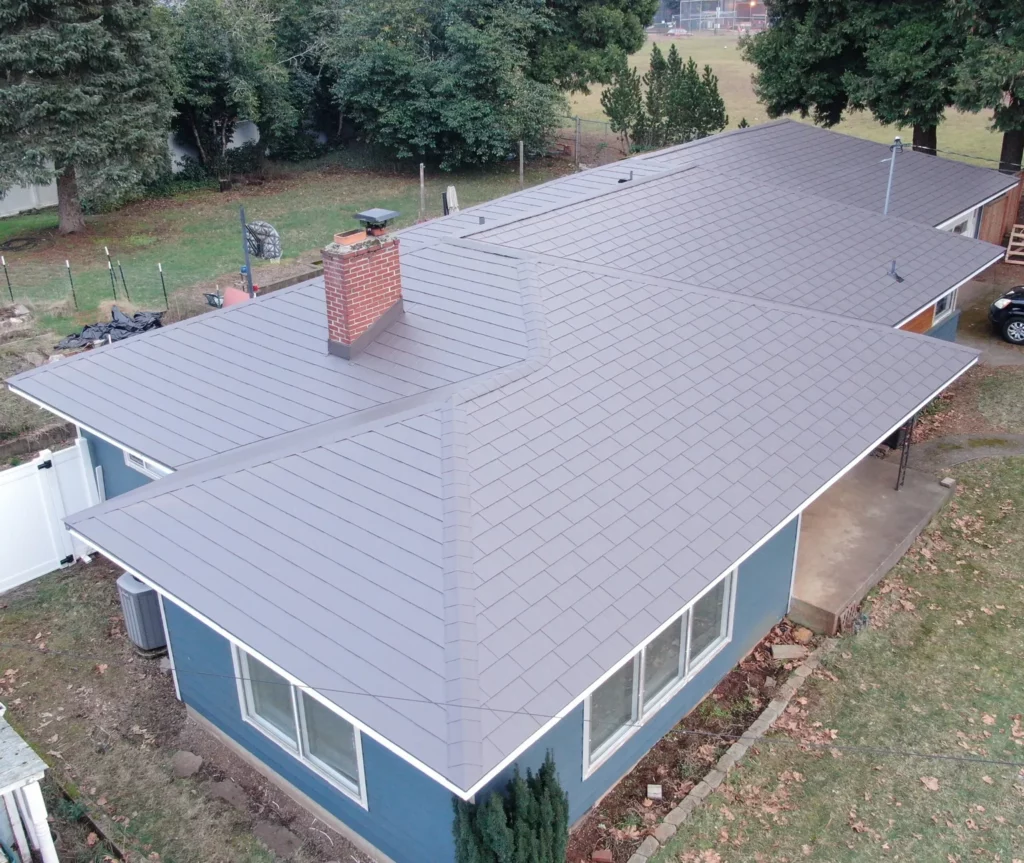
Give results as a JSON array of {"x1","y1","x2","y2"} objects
[{"x1": 1003, "y1": 318, "x2": 1024, "y2": 344}]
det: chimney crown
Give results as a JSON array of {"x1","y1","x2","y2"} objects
[{"x1": 323, "y1": 231, "x2": 403, "y2": 359}]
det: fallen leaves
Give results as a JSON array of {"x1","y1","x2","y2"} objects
[
  {"x1": 920, "y1": 777, "x2": 940, "y2": 792},
  {"x1": 981, "y1": 714, "x2": 996, "y2": 726}
]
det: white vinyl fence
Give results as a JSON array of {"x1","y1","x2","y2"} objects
[{"x1": 0, "y1": 439, "x2": 100, "y2": 594}]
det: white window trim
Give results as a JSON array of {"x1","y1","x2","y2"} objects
[
  {"x1": 932, "y1": 288, "x2": 958, "y2": 325},
  {"x1": 233, "y1": 647, "x2": 368, "y2": 808},
  {"x1": 582, "y1": 570, "x2": 737, "y2": 779},
  {"x1": 123, "y1": 449, "x2": 169, "y2": 480}
]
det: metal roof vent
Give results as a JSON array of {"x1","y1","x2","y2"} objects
[{"x1": 117, "y1": 572, "x2": 167, "y2": 653}]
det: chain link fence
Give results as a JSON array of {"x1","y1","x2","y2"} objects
[
  {"x1": 549, "y1": 116, "x2": 629, "y2": 169},
  {"x1": 0, "y1": 249, "x2": 207, "y2": 328}
]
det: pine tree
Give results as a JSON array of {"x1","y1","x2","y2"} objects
[
  {"x1": 453, "y1": 799, "x2": 487, "y2": 863},
  {"x1": 508, "y1": 768, "x2": 538, "y2": 863},
  {"x1": 642, "y1": 44, "x2": 670, "y2": 148},
  {"x1": 453, "y1": 753, "x2": 569, "y2": 863},
  {"x1": 477, "y1": 793, "x2": 514, "y2": 863},
  {"x1": 601, "y1": 59, "x2": 643, "y2": 154},
  {"x1": 603, "y1": 45, "x2": 727, "y2": 151},
  {"x1": 0, "y1": 0, "x2": 175, "y2": 233}
]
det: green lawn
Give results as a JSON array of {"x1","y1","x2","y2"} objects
[
  {"x1": 653, "y1": 457, "x2": 1024, "y2": 862},
  {"x1": 0, "y1": 159, "x2": 568, "y2": 334},
  {"x1": 571, "y1": 33, "x2": 1003, "y2": 167}
]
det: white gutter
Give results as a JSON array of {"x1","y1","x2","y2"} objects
[
  {"x1": 6, "y1": 383, "x2": 175, "y2": 475},
  {"x1": 892, "y1": 252, "x2": 1005, "y2": 330},
  {"x1": 934, "y1": 185, "x2": 1017, "y2": 231}
]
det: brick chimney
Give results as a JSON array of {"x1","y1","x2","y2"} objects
[{"x1": 323, "y1": 209, "x2": 403, "y2": 359}]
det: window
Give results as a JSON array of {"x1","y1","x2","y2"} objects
[
  {"x1": 642, "y1": 611, "x2": 687, "y2": 711},
  {"x1": 933, "y1": 289, "x2": 956, "y2": 322},
  {"x1": 236, "y1": 649, "x2": 365, "y2": 803},
  {"x1": 587, "y1": 658, "x2": 639, "y2": 761},
  {"x1": 123, "y1": 450, "x2": 166, "y2": 479},
  {"x1": 584, "y1": 572, "x2": 734, "y2": 773},
  {"x1": 688, "y1": 578, "x2": 730, "y2": 670}
]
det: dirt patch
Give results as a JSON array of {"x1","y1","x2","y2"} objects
[
  {"x1": 913, "y1": 365, "x2": 1001, "y2": 442},
  {"x1": 0, "y1": 561, "x2": 373, "y2": 863},
  {"x1": 565, "y1": 621, "x2": 817, "y2": 863}
]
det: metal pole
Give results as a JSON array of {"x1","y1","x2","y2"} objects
[
  {"x1": 239, "y1": 205, "x2": 254, "y2": 297},
  {"x1": 419, "y1": 163, "x2": 426, "y2": 220},
  {"x1": 158, "y1": 263, "x2": 169, "y2": 309},
  {"x1": 575, "y1": 117, "x2": 581, "y2": 171},
  {"x1": 883, "y1": 136, "x2": 902, "y2": 216},
  {"x1": 1, "y1": 255, "x2": 12, "y2": 302},
  {"x1": 65, "y1": 260, "x2": 78, "y2": 309},
  {"x1": 105, "y1": 245, "x2": 117, "y2": 299},
  {"x1": 117, "y1": 260, "x2": 130, "y2": 301},
  {"x1": 519, "y1": 141, "x2": 525, "y2": 189}
]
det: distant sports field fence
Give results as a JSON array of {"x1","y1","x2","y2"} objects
[{"x1": 549, "y1": 116, "x2": 629, "y2": 168}]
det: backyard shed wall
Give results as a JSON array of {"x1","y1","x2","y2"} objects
[
  {"x1": 478, "y1": 515, "x2": 799, "y2": 825},
  {"x1": 82, "y1": 431, "x2": 152, "y2": 499},
  {"x1": 161, "y1": 599, "x2": 457, "y2": 863}
]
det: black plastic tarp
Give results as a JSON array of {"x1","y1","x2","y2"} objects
[{"x1": 56, "y1": 306, "x2": 164, "y2": 350}]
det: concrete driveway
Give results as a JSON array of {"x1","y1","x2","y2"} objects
[{"x1": 957, "y1": 262, "x2": 1024, "y2": 365}]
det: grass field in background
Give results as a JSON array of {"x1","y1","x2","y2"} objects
[
  {"x1": 0, "y1": 160, "x2": 568, "y2": 335},
  {"x1": 571, "y1": 33, "x2": 1003, "y2": 167}
]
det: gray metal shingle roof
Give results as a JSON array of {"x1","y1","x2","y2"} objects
[
  {"x1": 8, "y1": 245, "x2": 530, "y2": 468},
  {"x1": 640, "y1": 120, "x2": 1018, "y2": 227},
  {"x1": 20, "y1": 119, "x2": 1004, "y2": 791},
  {"x1": 66, "y1": 252, "x2": 979, "y2": 789},
  {"x1": 469, "y1": 165, "x2": 1004, "y2": 326}
]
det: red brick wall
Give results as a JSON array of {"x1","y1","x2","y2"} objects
[{"x1": 323, "y1": 235, "x2": 402, "y2": 348}]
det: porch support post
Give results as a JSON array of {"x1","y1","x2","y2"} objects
[
  {"x1": 17, "y1": 782, "x2": 59, "y2": 863},
  {"x1": 2, "y1": 791, "x2": 31, "y2": 863}
]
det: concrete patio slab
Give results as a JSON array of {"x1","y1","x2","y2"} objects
[{"x1": 790, "y1": 455, "x2": 952, "y2": 634}]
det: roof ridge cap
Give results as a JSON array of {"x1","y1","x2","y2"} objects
[{"x1": 439, "y1": 395, "x2": 482, "y2": 783}]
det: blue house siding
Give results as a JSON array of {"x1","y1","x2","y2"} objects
[
  {"x1": 81, "y1": 430, "x2": 152, "y2": 498},
  {"x1": 160, "y1": 515, "x2": 797, "y2": 862},
  {"x1": 926, "y1": 309, "x2": 961, "y2": 343},
  {"x1": 162, "y1": 599, "x2": 456, "y2": 863},
  {"x1": 479, "y1": 515, "x2": 799, "y2": 824}
]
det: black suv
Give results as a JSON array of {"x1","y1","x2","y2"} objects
[{"x1": 990, "y1": 286, "x2": 1024, "y2": 344}]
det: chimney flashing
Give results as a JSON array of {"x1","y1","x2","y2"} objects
[{"x1": 327, "y1": 297, "x2": 404, "y2": 359}]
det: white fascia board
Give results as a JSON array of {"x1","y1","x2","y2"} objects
[
  {"x1": 892, "y1": 252, "x2": 1005, "y2": 330},
  {"x1": 934, "y1": 186, "x2": 1017, "y2": 230},
  {"x1": 6, "y1": 383, "x2": 175, "y2": 475},
  {"x1": 456, "y1": 355, "x2": 980, "y2": 799},
  {"x1": 65, "y1": 528, "x2": 473, "y2": 800},
  {"x1": 66, "y1": 356, "x2": 977, "y2": 800}
]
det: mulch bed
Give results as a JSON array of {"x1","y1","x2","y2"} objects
[{"x1": 565, "y1": 620, "x2": 817, "y2": 863}]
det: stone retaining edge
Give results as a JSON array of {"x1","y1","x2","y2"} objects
[{"x1": 624, "y1": 639, "x2": 836, "y2": 863}]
